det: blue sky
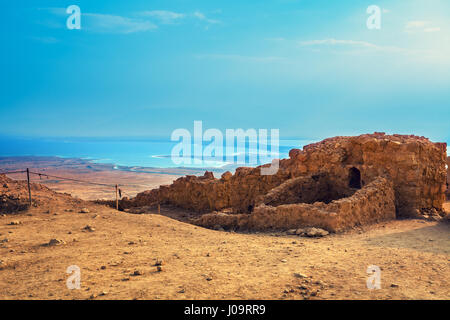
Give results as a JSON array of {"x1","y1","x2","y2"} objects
[{"x1": 1, "y1": 0, "x2": 449, "y2": 143}]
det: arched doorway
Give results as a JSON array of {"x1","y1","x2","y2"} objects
[{"x1": 348, "y1": 167, "x2": 362, "y2": 189}]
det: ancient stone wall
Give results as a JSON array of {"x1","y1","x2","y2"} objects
[
  {"x1": 123, "y1": 133, "x2": 447, "y2": 218},
  {"x1": 447, "y1": 156, "x2": 450, "y2": 200},
  {"x1": 194, "y1": 176, "x2": 396, "y2": 232},
  {"x1": 254, "y1": 173, "x2": 354, "y2": 207},
  {"x1": 122, "y1": 169, "x2": 291, "y2": 213},
  {"x1": 285, "y1": 133, "x2": 447, "y2": 217}
]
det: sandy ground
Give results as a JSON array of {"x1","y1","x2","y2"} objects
[
  {"x1": 0, "y1": 157, "x2": 448, "y2": 300},
  {"x1": 0, "y1": 199, "x2": 448, "y2": 300}
]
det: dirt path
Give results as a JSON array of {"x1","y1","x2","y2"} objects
[{"x1": 0, "y1": 201, "x2": 448, "y2": 300}]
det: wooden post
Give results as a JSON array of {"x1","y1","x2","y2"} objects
[
  {"x1": 26, "y1": 168, "x2": 32, "y2": 207},
  {"x1": 115, "y1": 184, "x2": 119, "y2": 210}
]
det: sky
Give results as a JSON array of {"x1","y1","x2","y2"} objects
[{"x1": 1, "y1": 0, "x2": 449, "y2": 143}]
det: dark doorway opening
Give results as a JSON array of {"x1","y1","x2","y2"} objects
[{"x1": 348, "y1": 167, "x2": 362, "y2": 189}]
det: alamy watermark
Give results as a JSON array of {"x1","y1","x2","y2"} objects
[
  {"x1": 366, "y1": 5, "x2": 381, "y2": 30},
  {"x1": 171, "y1": 121, "x2": 280, "y2": 175},
  {"x1": 366, "y1": 265, "x2": 381, "y2": 289},
  {"x1": 66, "y1": 265, "x2": 81, "y2": 290},
  {"x1": 66, "y1": 5, "x2": 81, "y2": 30}
]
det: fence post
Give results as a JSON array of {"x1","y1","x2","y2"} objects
[
  {"x1": 26, "y1": 168, "x2": 32, "y2": 207},
  {"x1": 115, "y1": 184, "x2": 119, "y2": 210}
]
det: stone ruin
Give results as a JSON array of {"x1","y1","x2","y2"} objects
[
  {"x1": 447, "y1": 156, "x2": 450, "y2": 200},
  {"x1": 121, "y1": 133, "x2": 448, "y2": 232}
]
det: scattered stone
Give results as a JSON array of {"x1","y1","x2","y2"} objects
[
  {"x1": 286, "y1": 229, "x2": 297, "y2": 235},
  {"x1": 296, "y1": 227, "x2": 329, "y2": 237},
  {"x1": 79, "y1": 208, "x2": 90, "y2": 214},
  {"x1": 154, "y1": 259, "x2": 164, "y2": 266},
  {"x1": 83, "y1": 225, "x2": 95, "y2": 232},
  {"x1": 293, "y1": 273, "x2": 308, "y2": 278},
  {"x1": 156, "y1": 266, "x2": 163, "y2": 272},
  {"x1": 8, "y1": 221, "x2": 21, "y2": 226},
  {"x1": 133, "y1": 270, "x2": 142, "y2": 276},
  {"x1": 3, "y1": 183, "x2": 9, "y2": 188},
  {"x1": 47, "y1": 239, "x2": 66, "y2": 246}
]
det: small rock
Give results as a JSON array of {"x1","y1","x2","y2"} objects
[
  {"x1": 133, "y1": 270, "x2": 142, "y2": 276},
  {"x1": 8, "y1": 221, "x2": 21, "y2": 226},
  {"x1": 156, "y1": 266, "x2": 163, "y2": 272},
  {"x1": 83, "y1": 225, "x2": 95, "y2": 232},
  {"x1": 206, "y1": 276, "x2": 213, "y2": 281},
  {"x1": 79, "y1": 208, "x2": 90, "y2": 214},
  {"x1": 281, "y1": 259, "x2": 287, "y2": 263},
  {"x1": 99, "y1": 291, "x2": 107, "y2": 296},
  {"x1": 154, "y1": 259, "x2": 164, "y2": 266},
  {"x1": 390, "y1": 283, "x2": 399, "y2": 288},
  {"x1": 293, "y1": 273, "x2": 308, "y2": 278},
  {"x1": 100, "y1": 266, "x2": 106, "y2": 270},
  {"x1": 48, "y1": 239, "x2": 66, "y2": 246},
  {"x1": 178, "y1": 288, "x2": 185, "y2": 293},
  {"x1": 286, "y1": 229, "x2": 297, "y2": 235},
  {"x1": 305, "y1": 227, "x2": 329, "y2": 237}
]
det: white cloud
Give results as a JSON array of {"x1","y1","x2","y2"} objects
[
  {"x1": 140, "y1": 10, "x2": 185, "y2": 24},
  {"x1": 406, "y1": 20, "x2": 429, "y2": 28},
  {"x1": 424, "y1": 27, "x2": 441, "y2": 33},
  {"x1": 298, "y1": 38, "x2": 408, "y2": 54},
  {"x1": 83, "y1": 13, "x2": 157, "y2": 34},
  {"x1": 44, "y1": 7, "x2": 220, "y2": 33},
  {"x1": 405, "y1": 20, "x2": 440, "y2": 33},
  {"x1": 193, "y1": 11, "x2": 220, "y2": 24},
  {"x1": 195, "y1": 54, "x2": 285, "y2": 63}
]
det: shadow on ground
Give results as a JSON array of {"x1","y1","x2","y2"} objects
[{"x1": 365, "y1": 222, "x2": 450, "y2": 255}]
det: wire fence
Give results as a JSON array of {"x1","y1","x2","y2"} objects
[{"x1": 0, "y1": 169, "x2": 148, "y2": 210}]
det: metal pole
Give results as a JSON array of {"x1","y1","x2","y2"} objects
[
  {"x1": 26, "y1": 168, "x2": 32, "y2": 206},
  {"x1": 115, "y1": 184, "x2": 119, "y2": 210}
]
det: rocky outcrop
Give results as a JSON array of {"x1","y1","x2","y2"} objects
[{"x1": 0, "y1": 174, "x2": 81, "y2": 214}]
